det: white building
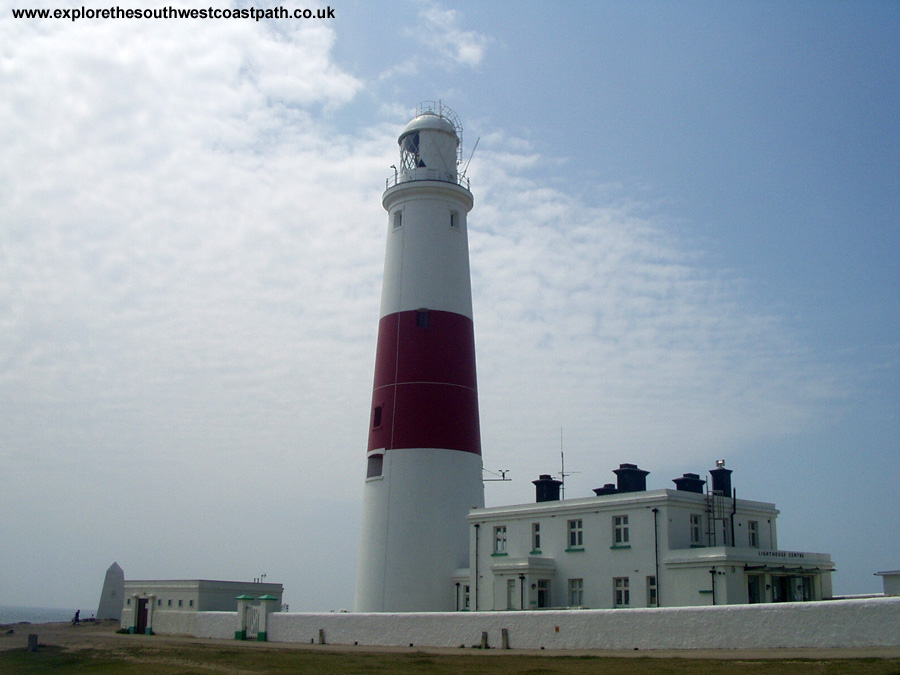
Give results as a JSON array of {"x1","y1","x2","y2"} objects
[
  {"x1": 876, "y1": 571, "x2": 900, "y2": 596},
  {"x1": 121, "y1": 579, "x2": 283, "y2": 634},
  {"x1": 460, "y1": 463, "x2": 834, "y2": 611}
]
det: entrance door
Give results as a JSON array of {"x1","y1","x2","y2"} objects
[
  {"x1": 747, "y1": 575, "x2": 763, "y2": 603},
  {"x1": 801, "y1": 576, "x2": 815, "y2": 601},
  {"x1": 135, "y1": 598, "x2": 148, "y2": 634},
  {"x1": 506, "y1": 578, "x2": 516, "y2": 610},
  {"x1": 772, "y1": 576, "x2": 791, "y2": 602},
  {"x1": 537, "y1": 579, "x2": 550, "y2": 608}
]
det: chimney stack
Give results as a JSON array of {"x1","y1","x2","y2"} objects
[
  {"x1": 613, "y1": 463, "x2": 649, "y2": 493},
  {"x1": 710, "y1": 461, "x2": 732, "y2": 496},
  {"x1": 673, "y1": 473, "x2": 706, "y2": 494},
  {"x1": 533, "y1": 474, "x2": 563, "y2": 502}
]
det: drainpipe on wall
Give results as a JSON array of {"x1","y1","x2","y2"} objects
[
  {"x1": 709, "y1": 568, "x2": 717, "y2": 605},
  {"x1": 731, "y1": 489, "x2": 737, "y2": 547},
  {"x1": 652, "y1": 508, "x2": 660, "y2": 606},
  {"x1": 474, "y1": 523, "x2": 480, "y2": 611}
]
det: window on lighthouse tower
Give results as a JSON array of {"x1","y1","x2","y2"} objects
[
  {"x1": 372, "y1": 404, "x2": 383, "y2": 429},
  {"x1": 366, "y1": 453, "x2": 383, "y2": 478}
]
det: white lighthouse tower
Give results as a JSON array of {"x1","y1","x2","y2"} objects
[{"x1": 355, "y1": 102, "x2": 485, "y2": 612}]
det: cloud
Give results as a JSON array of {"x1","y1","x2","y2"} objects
[
  {"x1": 467, "y1": 151, "x2": 846, "y2": 500},
  {"x1": 374, "y1": 1, "x2": 489, "y2": 83},
  {"x1": 392, "y1": 1, "x2": 489, "y2": 71},
  {"x1": 0, "y1": 6, "x2": 382, "y2": 609},
  {"x1": 417, "y1": 3, "x2": 488, "y2": 67},
  {"x1": 0, "y1": 14, "x2": 378, "y2": 494}
]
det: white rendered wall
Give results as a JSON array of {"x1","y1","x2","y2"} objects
[
  {"x1": 355, "y1": 448, "x2": 484, "y2": 612},
  {"x1": 380, "y1": 182, "x2": 474, "y2": 318},
  {"x1": 187, "y1": 597, "x2": 900, "y2": 649},
  {"x1": 196, "y1": 611, "x2": 236, "y2": 639},
  {"x1": 469, "y1": 493, "x2": 673, "y2": 611},
  {"x1": 120, "y1": 608, "x2": 197, "y2": 635},
  {"x1": 467, "y1": 492, "x2": 830, "y2": 611},
  {"x1": 147, "y1": 611, "x2": 198, "y2": 636}
]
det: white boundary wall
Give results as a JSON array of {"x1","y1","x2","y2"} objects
[
  {"x1": 122, "y1": 608, "x2": 199, "y2": 636},
  {"x1": 197, "y1": 611, "x2": 235, "y2": 638},
  {"x1": 192, "y1": 597, "x2": 900, "y2": 650}
]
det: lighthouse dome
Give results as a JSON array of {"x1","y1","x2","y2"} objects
[{"x1": 400, "y1": 111, "x2": 457, "y2": 139}]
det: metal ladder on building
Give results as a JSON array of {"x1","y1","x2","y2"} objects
[{"x1": 705, "y1": 485, "x2": 729, "y2": 546}]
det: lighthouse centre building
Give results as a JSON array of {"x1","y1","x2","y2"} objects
[{"x1": 460, "y1": 463, "x2": 834, "y2": 611}]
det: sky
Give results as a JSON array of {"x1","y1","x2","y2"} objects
[{"x1": 1, "y1": 0, "x2": 898, "y2": 613}]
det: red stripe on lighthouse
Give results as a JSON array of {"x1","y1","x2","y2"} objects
[{"x1": 368, "y1": 309, "x2": 481, "y2": 455}]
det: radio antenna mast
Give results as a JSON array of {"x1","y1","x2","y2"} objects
[{"x1": 559, "y1": 427, "x2": 580, "y2": 500}]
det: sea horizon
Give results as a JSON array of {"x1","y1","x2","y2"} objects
[{"x1": 0, "y1": 605, "x2": 83, "y2": 626}]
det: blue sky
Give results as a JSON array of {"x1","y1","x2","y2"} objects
[{"x1": 1, "y1": 0, "x2": 897, "y2": 612}]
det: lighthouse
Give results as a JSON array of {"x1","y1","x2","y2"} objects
[{"x1": 354, "y1": 102, "x2": 485, "y2": 612}]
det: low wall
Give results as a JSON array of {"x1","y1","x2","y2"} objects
[
  {"x1": 147, "y1": 611, "x2": 198, "y2": 636},
  {"x1": 193, "y1": 597, "x2": 899, "y2": 650},
  {"x1": 196, "y1": 611, "x2": 236, "y2": 639},
  {"x1": 121, "y1": 608, "x2": 198, "y2": 636}
]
